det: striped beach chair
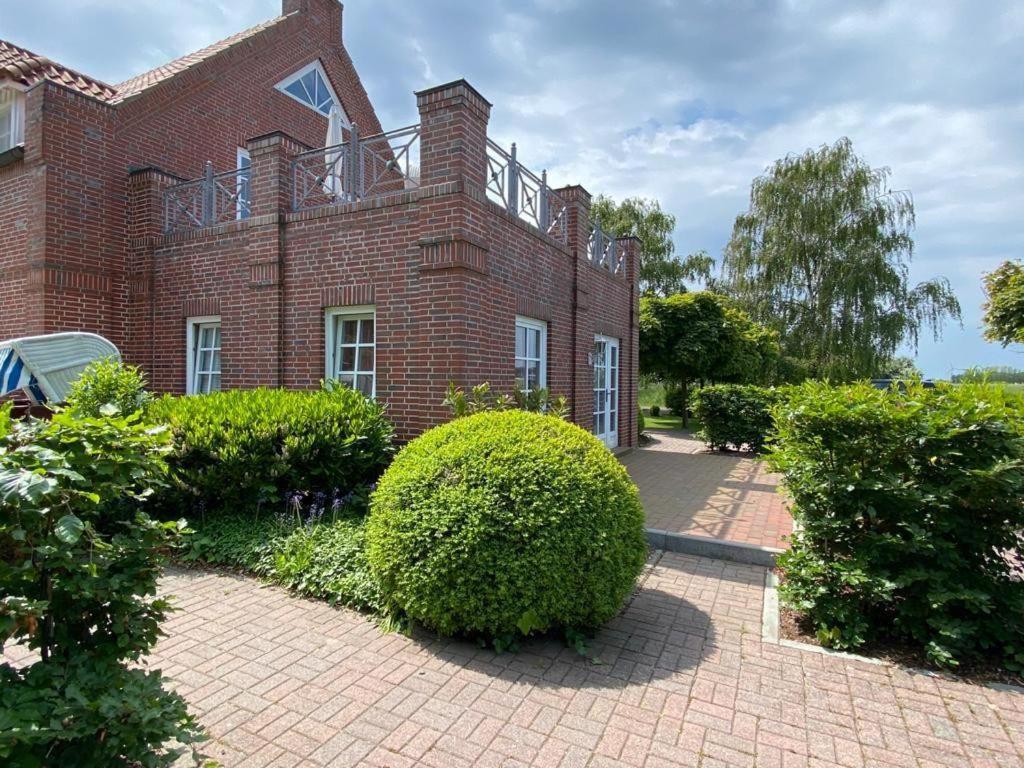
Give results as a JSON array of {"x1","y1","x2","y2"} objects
[{"x1": 0, "y1": 333, "x2": 120, "y2": 405}]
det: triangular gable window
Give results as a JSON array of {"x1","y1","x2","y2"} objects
[{"x1": 275, "y1": 61, "x2": 343, "y2": 117}]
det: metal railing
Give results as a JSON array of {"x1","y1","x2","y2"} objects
[
  {"x1": 486, "y1": 139, "x2": 568, "y2": 244},
  {"x1": 291, "y1": 123, "x2": 420, "y2": 211},
  {"x1": 164, "y1": 162, "x2": 249, "y2": 233},
  {"x1": 588, "y1": 222, "x2": 624, "y2": 276}
]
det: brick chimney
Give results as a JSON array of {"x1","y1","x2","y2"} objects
[{"x1": 283, "y1": 0, "x2": 343, "y2": 44}]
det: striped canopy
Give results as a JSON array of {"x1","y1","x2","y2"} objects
[{"x1": 0, "y1": 333, "x2": 120, "y2": 405}]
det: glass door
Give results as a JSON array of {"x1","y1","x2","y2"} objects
[{"x1": 593, "y1": 335, "x2": 620, "y2": 448}]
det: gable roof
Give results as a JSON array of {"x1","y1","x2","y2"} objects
[
  {"x1": 0, "y1": 39, "x2": 118, "y2": 101},
  {"x1": 0, "y1": 11, "x2": 293, "y2": 106},
  {"x1": 111, "y1": 13, "x2": 291, "y2": 103}
]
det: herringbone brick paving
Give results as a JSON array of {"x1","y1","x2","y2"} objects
[
  {"x1": 622, "y1": 430, "x2": 792, "y2": 550},
  {"x1": 136, "y1": 552, "x2": 1024, "y2": 767}
]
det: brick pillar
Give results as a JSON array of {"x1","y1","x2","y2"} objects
[
  {"x1": 230, "y1": 132, "x2": 306, "y2": 388},
  {"x1": 618, "y1": 236, "x2": 641, "y2": 447},
  {"x1": 125, "y1": 167, "x2": 184, "y2": 376},
  {"x1": 555, "y1": 184, "x2": 594, "y2": 432},
  {"x1": 415, "y1": 80, "x2": 491, "y2": 194},
  {"x1": 556, "y1": 185, "x2": 592, "y2": 262}
]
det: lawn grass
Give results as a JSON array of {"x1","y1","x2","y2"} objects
[
  {"x1": 644, "y1": 412, "x2": 684, "y2": 430},
  {"x1": 638, "y1": 381, "x2": 665, "y2": 408}
]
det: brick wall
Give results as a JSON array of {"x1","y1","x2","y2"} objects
[
  {"x1": 134, "y1": 80, "x2": 639, "y2": 445},
  {"x1": 3, "y1": 3, "x2": 639, "y2": 447}
]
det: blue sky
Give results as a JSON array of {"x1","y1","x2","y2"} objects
[{"x1": 3, "y1": 0, "x2": 1022, "y2": 377}]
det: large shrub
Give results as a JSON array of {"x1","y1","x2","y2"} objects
[
  {"x1": 66, "y1": 358, "x2": 151, "y2": 417},
  {"x1": 0, "y1": 411, "x2": 203, "y2": 765},
  {"x1": 147, "y1": 385, "x2": 394, "y2": 518},
  {"x1": 693, "y1": 384, "x2": 778, "y2": 451},
  {"x1": 770, "y1": 381, "x2": 1024, "y2": 669},
  {"x1": 366, "y1": 411, "x2": 647, "y2": 641}
]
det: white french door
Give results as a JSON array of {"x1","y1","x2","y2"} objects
[{"x1": 593, "y1": 335, "x2": 620, "y2": 448}]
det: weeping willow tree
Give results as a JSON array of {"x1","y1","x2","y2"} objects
[
  {"x1": 591, "y1": 195, "x2": 713, "y2": 296},
  {"x1": 720, "y1": 138, "x2": 961, "y2": 380}
]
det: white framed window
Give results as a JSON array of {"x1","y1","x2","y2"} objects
[
  {"x1": 0, "y1": 86, "x2": 26, "y2": 154},
  {"x1": 326, "y1": 306, "x2": 375, "y2": 397},
  {"x1": 236, "y1": 147, "x2": 251, "y2": 220},
  {"x1": 275, "y1": 61, "x2": 344, "y2": 118},
  {"x1": 186, "y1": 316, "x2": 221, "y2": 395},
  {"x1": 515, "y1": 316, "x2": 547, "y2": 392}
]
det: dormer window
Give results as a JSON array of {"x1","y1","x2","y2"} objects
[
  {"x1": 0, "y1": 86, "x2": 25, "y2": 154},
  {"x1": 275, "y1": 61, "x2": 342, "y2": 117}
]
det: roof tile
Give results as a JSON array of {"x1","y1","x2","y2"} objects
[
  {"x1": 0, "y1": 11, "x2": 292, "y2": 106},
  {"x1": 0, "y1": 39, "x2": 117, "y2": 101}
]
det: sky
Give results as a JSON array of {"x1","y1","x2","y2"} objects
[{"x1": 3, "y1": 0, "x2": 1022, "y2": 378}]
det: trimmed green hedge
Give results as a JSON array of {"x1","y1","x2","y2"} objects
[
  {"x1": 692, "y1": 384, "x2": 778, "y2": 451},
  {"x1": 147, "y1": 386, "x2": 394, "y2": 518},
  {"x1": 770, "y1": 381, "x2": 1024, "y2": 669},
  {"x1": 365, "y1": 411, "x2": 647, "y2": 641}
]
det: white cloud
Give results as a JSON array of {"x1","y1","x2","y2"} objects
[{"x1": 3, "y1": 0, "x2": 1022, "y2": 375}]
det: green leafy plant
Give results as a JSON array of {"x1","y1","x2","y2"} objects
[
  {"x1": 146, "y1": 385, "x2": 394, "y2": 520},
  {"x1": 183, "y1": 509, "x2": 384, "y2": 615},
  {"x1": 66, "y1": 358, "x2": 151, "y2": 417},
  {"x1": 649, "y1": 405, "x2": 660, "y2": 417},
  {"x1": 442, "y1": 381, "x2": 569, "y2": 419},
  {"x1": 983, "y1": 260, "x2": 1024, "y2": 347},
  {"x1": 365, "y1": 410, "x2": 647, "y2": 643},
  {"x1": 770, "y1": 381, "x2": 1024, "y2": 670},
  {"x1": 692, "y1": 384, "x2": 779, "y2": 452},
  {"x1": 0, "y1": 411, "x2": 204, "y2": 765}
]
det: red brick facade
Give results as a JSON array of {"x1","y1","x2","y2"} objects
[{"x1": 0, "y1": 0, "x2": 638, "y2": 446}]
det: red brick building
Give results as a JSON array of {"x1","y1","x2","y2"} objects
[{"x1": 0, "y1": 0, "x2": 638, "y2": 447}]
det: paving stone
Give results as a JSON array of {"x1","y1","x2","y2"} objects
[
  {"x1": 621, "y1": 429, "x2": 792, "y2": 549},
  {"x1": 8, "y1": 551, "x2": 1020, "y2": 767}
]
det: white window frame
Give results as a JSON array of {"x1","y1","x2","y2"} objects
[
  {"x1": 0, "y1": 84, "x2": 26, "y2": 154},
  {"x1": 515, "y1": 316, "x2": 547, "y2": 392},
  {"x1": 325, "y1": 305, "x2": 376, "y2": 398},
  {"x1": 185, "y1": 316, "x2": 222, "y2": 395},
  {"x1": 236, "y1": 147, "x2": 251, "y2": 220},
  {"x1": 275, "y1": 60, "x2": 346, "y2": 119}
]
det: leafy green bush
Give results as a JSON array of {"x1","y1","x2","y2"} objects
[
  {"x1": 147, "y1": 385, "x2": 394, "y2": 519},
  {"x1": 649, "y1": 405, "x2": 660, "y2": 417},
  {"x1": 66, "y1": 358, "x2": 151, "y2": 417},
  {"x1": 442, "y1": 382, "x2": 569, "y2": 419},
  {"x1": 664, "y1": 383, "x2": 686, "y2": 417},
  {"x1": 637, "y1": 405, "x2": 646, "y2": 441},
  {"x1": 770, "y1": 381, "x2": 1024, "y2": 669},
  {"x1": 183, "y1": 508, "x2": 383, "y2": 614},
  {"x1": 366, "y1": 411, "x2": 647, "y2": 642},
  {"x1": 0, "y1": 411, "x2": 203, "y2": 765},
  {"x1": 693, "y1": 384, "x2": 778, "y2": 451}
]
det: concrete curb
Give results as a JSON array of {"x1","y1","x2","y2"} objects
[
  {"x1": 761, "y1": 569, "x2": 1024, "y2": 693},
  {"x1": 646, "y1": 529, "x2": 783, "y2": 567}
]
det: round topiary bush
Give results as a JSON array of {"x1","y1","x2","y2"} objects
[{"x1": 365, "y1": 410, "x2": 647, "y2": 639}]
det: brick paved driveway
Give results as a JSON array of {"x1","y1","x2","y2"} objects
[
  {"x1": 621, "y1": 430, "x2": 792, "y2": 550},
  {"x1": 143, "y1": 554, "x2": 1023, "y2": 767}
]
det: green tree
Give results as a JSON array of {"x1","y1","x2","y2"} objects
[
  {"x1": 0, "y1": 410, "x2": 204, "y2": 765},
  {"x1": 639, "y1": 291, "x2": 780, "y2": 425},
  {"x1": 591, "y1": 195, "x2": 712, "y2": 296},
  {"x1": 721, "y1": 138, "x2": 961, "y2": 380},
  {"x1": 982, "y1": 260, "x2": 1024, "y2": 346}
]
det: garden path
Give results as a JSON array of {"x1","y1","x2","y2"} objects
[
  {"x1": 140, "y1": 553, "x2": 1024, "y2": 767},
  {"x1": 621, "y1": 430, "x2": 792, "y2": 551}
]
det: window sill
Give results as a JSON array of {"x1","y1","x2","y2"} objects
[{"x1": 0, "y1": 144, "x2": 25, "y2": 168}]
